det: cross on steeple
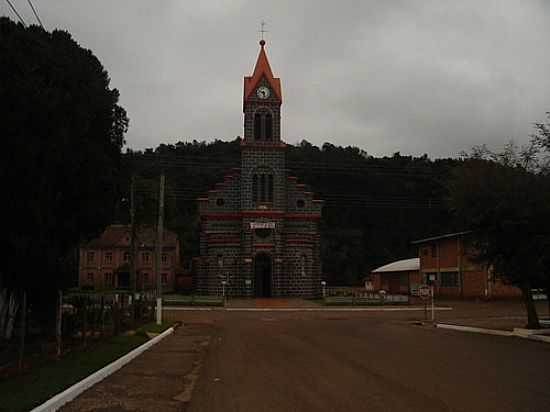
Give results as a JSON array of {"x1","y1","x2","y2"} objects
[{"x1": 258, "y1": 20, "x2": 269, "y2": 41}]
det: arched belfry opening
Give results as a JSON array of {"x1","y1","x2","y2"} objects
[
  {"x1": 254, "y1": 109, "x2": 273, "y2": 141},
  {"x1": 254, "y1": 252, "x2": 272, "y2": 297}
]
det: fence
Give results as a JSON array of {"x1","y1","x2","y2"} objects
[
  {"x1": 324, "y1": 286, "x2": 409, "y2": 305},
  {"x1": 0, "y1": 288, "x2": 157, "y2": 379}
]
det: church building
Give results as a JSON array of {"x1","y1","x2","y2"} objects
[{"x1": 197, "y1": 40, "x2": 323, "y2": 298}]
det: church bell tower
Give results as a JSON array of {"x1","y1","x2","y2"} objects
[
  {"x1": 243, "y1": 39, "x2": 282, "y2": 145},
  {"x1": 241, "y1": 40, "x2": 286, "y2": 210}
]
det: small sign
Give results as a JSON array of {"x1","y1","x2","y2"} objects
[
  {"x1": 419, "y1": 285, "x2": 431, "y2": 299},
  {"x1": 250, "y1": 222, "x2": 275, "y2": 229}
]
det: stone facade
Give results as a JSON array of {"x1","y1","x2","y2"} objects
[{"x1": 197, "y1": 41, "x2": 323, "y2": 298}]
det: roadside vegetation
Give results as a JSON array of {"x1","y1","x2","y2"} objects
[
  {"x1": 449, "y1": 113, "x2": 550, "y2": 328},
  {"x1": 0, "y1": 319, "x2": 175, "y2": 412}
]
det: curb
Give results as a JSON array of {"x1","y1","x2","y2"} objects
[
  {"x1": 30, "y1": 327, "x2": 175, "y2": 412},
  {"x1": 164, "y1": 306, "x2": 454, "y2": 312},
  {"x1": 527, "y1": 334, "x2": 550, "y2": 344},
  {"x1": 436, "y1": 323, "x2": 550, "y2": 344},
  {"x1": 435, "y1": 323, "x2": 514, "y2": 337}
]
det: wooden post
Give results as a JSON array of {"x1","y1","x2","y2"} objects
[
  {"x1": 99, "y1": 295, "x2": 105, "y2": 337},
  {"x1": 56, "y1": 290, "x2": 62, "y2": 359},
  {"x1": 120, "y1": 294, "x2": 126, "y2": 332},
  {"x1": 17, "y1": 291, "x2": 27, "y2": 372},
  {"x1": 113, "y1": 295, "x2": 120, "y2": 336},
  {"x1": 82, "y1": 297, "x2": 88, "y2": 346}
]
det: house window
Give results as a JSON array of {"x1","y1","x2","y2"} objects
[
  {"x1": 431, "y1": 244, "x2": 437, "y2": 258},
  {"x1": 142, "y1": 273, "x2": 149, "y2": 289},
  {"x1": 104, "y1": 272, "x2": 113, "y2": 288},
  {"x1": 440, "y1": 272, "x2": 458, "y2": 287},
  {"x1": 104, "y1": 252, "x2": 113, "y2": 264},
  {"x1": 217, "y1": 254, "x2": 224, "y2": 269},
  {"x1": 161, "y1": 273, "x2": 168, "y2": 286},
  {"x1": 123, "y1": 252, "x2": 129, "y2": 262},
  {"x1": 87, "y1": 273, "x2": 94, "y2": 284},
  {"x1": 296, "y1": 199, "x2": 305, "y2": 208},
  {"x1": 142, "y1": 252, "x2": 151, "y2": 264},
  {"x1": 216, "y1": 198, "x2": 225, "y2": 206},
  {"x1": 300, "y1": 255, "x2": 307, "y2": 277},
  {"x1": 87, "y1": 252, "x2": 95, "y2": 263},
  {"x1": 422, "y1": 248, "x2": 429, "y2": 257},
  {"x1": 162, "y1": 253, "x2": 168, "y2": 264}
]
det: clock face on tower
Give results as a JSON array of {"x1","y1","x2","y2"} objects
[{"x1": 256, "y1": 86, "x2": 270, "y2": 99}]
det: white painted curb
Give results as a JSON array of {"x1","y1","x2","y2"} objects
[
  {"x1": 436, "y1": 323, "x2": 550, "y2": 344},
  {"x1": 30, "y1": 326, "x2": 175, "y2": 412},
  {"x1": 512, "y1": 327, "x2": 550, "y2": 337},
  {"x1": 527, "y1": 334, "x2": 550, "y2": 344},
  {"x1": 164, "y1": 306, "x2": 454, "y2": 312},
  {"x1": 436, "y1": 323, "x2": 514, "y2": 337}
]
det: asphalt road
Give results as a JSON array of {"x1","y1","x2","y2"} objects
[{"x1": 178, "y1": 309, "x2": 550, "y2": 412}]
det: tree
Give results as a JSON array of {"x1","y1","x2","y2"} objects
[
  {"x1": 449, "y1": 146, "x2": 550, "y2": 328},
  {"x1": 0, "y1": 17, "x2": 128, "y2": 328}
]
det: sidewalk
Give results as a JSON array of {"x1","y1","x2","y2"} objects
[
  {"x1": 60, "y1": 323, "x2": 214, "y2": 412},
  {"x1": 227, "y1": 298, "x2": 321, "y2": 308}
]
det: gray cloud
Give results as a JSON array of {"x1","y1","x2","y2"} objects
[{"x1": 3, "y1": 0, "x2": 549, "y2": 157}]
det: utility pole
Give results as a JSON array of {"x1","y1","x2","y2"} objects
[
  {"x1": 155, "y1": 173, "x2": 165, "y2": 325},
  {"x1": 129, "y1": 174, "x2": 137, "y2": 319}
]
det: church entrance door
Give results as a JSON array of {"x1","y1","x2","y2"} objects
[{"x1": 254, "y1": 253, "x2": 272, "y2": 297}]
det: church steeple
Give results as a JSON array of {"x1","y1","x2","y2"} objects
[
  {"x1": 242, "y1": 40, "x2": 283, "y2": 145},
  {"x1": 243, "y1": 40, "x2": 282, "y2": 108}
]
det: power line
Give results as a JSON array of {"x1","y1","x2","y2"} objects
[
  {"x1": 26, "y1": 0, "x2": 44, "y2": 29},
  {"x1": 5, "y1": 0, "x2": 26, "y2": 26}
]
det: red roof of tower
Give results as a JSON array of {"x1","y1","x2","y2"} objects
[{"x1": 243, "y1": 40, "x2": 282, "y2": 105}]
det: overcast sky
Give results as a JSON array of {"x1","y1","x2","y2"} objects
[{"x1": 3, "y1": 0, "x2": 550, "y2": 158}]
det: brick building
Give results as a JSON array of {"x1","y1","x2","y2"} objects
[
  {"x1": 412, "y1": 231, "x2": 521, "y2": 299},
  {"x1": 197, "y1": 40, "x2": 323, "y2": 297},
  {"x1": 79, "y1": 224, "x2": 180, "y2": 292}
]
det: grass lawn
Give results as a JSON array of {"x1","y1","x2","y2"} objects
[
  {"x1": 136, "y1": 320, "x2": 177, "y2": 335},
  {"x1": 0, "y1": 322, "x2": 175, "y2": 412}
]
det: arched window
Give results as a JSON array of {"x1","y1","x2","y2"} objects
[
  {"x1": 252, "y1": 173, "x2": 274, "y2": 203},
  {"x1": 252, "y1": 174, "x2": 258, "y2": 202},
  {"x1": 254, "y1": 113, "x2": 262, "y2": 140},
  {"x1": 265, "y1": 113, "x2": 272, "y2": 140},
  {"x1": 260, "y1": 174, "x2": 266, "y2": 201},
  {"x1": 253, "y1": 110, "x2": 273, "y2": 141},
  {"x1": 267, "y1": 175, "x2": 274, "y2": 202}
]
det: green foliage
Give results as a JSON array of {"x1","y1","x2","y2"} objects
[
  {"x1": 124, "y1": 139, "x2": 457, "y2": 284},
  {"x1": 0, "y1": 334, "x2": 147, "y2": 412},
  {"x1": 135, "y1": 321, "x2": 176, "y2": 336},
  {"x1": 449, "y1": 149, "x2": 550, "y2": 327},
  {"x1": 0, "y1": 18, "x2": 128, "y2": 293}
]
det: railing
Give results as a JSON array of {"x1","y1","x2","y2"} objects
[
  {"x1": 324, "y1": 291, "x2": 409, "y2": 305},
  {"x1": 162, "y1": 295, "x2": 224, "y2": 307}
]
